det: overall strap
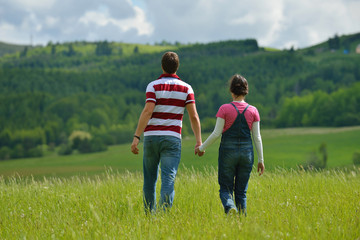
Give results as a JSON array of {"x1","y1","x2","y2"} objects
[
  {"x1": 241, "y1": 104, "x2": 250, "y2": 115},
  {"x1": 230, "y1": 102, "x2": 241, "y2": 115},
  {"x1": 230, "y1": 102, "x2": 250, "y2": 115}
]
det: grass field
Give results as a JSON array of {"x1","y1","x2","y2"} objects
[
  {"x1": 0, "y1": 127, "x2": 359, "y2": 239},
  {"x1": 0, "y1": 167, "x2": 359, "y2": 239},
  {"x1": 0, "y1": 126, "x2": 359, "y2": 179}
]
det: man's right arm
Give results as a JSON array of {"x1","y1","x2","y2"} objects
[{"x1": 131, "y1": 102, "x2": 155, "y2": 154}]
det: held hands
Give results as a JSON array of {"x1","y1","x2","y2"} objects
[{"x1": 194, "y1": 144, "x2": 205, "y2": 157}]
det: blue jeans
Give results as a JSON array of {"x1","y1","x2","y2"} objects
[
  {"x1": 218, "y1": 142, "x2": 254, "y2": 214},
  {"x1": 143, "y1": 135, "x2": 181, "y2": 212}
]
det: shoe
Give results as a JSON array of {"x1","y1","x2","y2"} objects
[{"x1": 227, "y1": 208, "x2": 237, "y2": 215}]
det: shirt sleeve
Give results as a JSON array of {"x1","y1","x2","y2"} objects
[
  {"x1": 185, "y1": 85, "x2": 195, "y2": 105},
  {"x1": 251, "y1": 121, "x2": 264, "y2": 164},
  {"x1": 145, "y1": 83, "x2": 156, "y2": 103},
  {"x1": 199, "y1": 117, "x2": 225, "y2": 152},
  {"x1": 253, "y1": 107, "x2": 260, "y2": 122},
  {"x1": 216, "y1": 105, "x2": 226, "y2": 119}
]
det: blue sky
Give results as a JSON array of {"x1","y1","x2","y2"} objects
[
  {"x1": 132, "y1": 0, "x2": 145, "y2": 9},
  {"x1": 0, "y1": 0, "x2": 359, "y2": 49}
]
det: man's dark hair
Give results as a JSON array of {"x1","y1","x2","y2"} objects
[
  {"x1": 229, "y1": 74, "x2": 248, "y2": 96},
  {"x1": 162, "y1": 52, "x2": 179, "y2": 74}
]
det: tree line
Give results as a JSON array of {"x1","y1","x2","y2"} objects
[
  {"x1": 0, "y1": 35, "x2": 359, "y2": 160},
  {"x1": 276, "y1": 82, "x2": 360, "y2": 127}
]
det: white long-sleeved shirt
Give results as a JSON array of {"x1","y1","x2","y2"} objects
[{"x1": 199, "y1": 117, "x2": 264, "y2": 164}]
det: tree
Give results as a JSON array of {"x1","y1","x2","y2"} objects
[
  {"x1": 133, "y1": 46, "x2": 139, "y2": 54},
  {"x1": 77, "y1": 138, "x2": 107, "y2": 153},
  {"x1": 0, "y1": 129, "x2": 12, "y2": 147},
  {"x1": 69, "y1": 130, "x2": 91, "y2": 150},
  {"x1": 118, "y1": 46, "x2": 123, "y2": 56},
  {"x1": 95, "y1": 41, "x2": 112, "y2": 56},
  {"x1": 58, "y1": 143, "x2": 73, "y2": 155},
  {"x1": 66, "y1": 44, "x2": 76, "y2": 56},
  {"x1": 51, "y1": 45, "x2": 56, "y2": 55},
  {"x1": 0, "y1": 146, "x2": 11, "y2": 160},
  {"x1": 328, "y1": 34, "x2": 340, "y2": 50},
  {"x1": 20, "y1": 47, "x2": 28, "y2": 58},
  {"x1": 304, "y1": 143, "x2": 328, "y2": 170},
  {"x1": 353, "y1": 152, "x2": 360, "y2": 165}
]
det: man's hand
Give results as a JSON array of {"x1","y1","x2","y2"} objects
[
  {"x1": 257, "y1": 162, "x2": 265, "y2": 176},
  {"x1": 195, "y1": 145, "x2": 205, "y2": 157},
  {"x1": 131, "y1": 138, "x2": 140, "y2": 154}
]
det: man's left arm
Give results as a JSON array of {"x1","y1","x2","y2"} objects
[{"x1": 186, "y1": 103, "x2": 203, "y2": 155}]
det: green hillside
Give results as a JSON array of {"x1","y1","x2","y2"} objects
[
  {"x1": 300, "y1": 32, "x2": 360, "y2": 53},
  {"x1": 0, "y1": 34, "x2": 360, "y2": 161},
  {"x1": 0, "y1": 41, "x2": 29, "y2": 57}
]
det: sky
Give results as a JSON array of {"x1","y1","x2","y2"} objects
[{"x1": 0, "y1": 0, "x2": 359, "y2": 49}]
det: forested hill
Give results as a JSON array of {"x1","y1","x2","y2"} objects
[
  {"x1": 0, "y1": 33, "x2": 360, "y2": 160},
  {"x1": 0, "y1": 42, "x2": 28, "y2": 57}
]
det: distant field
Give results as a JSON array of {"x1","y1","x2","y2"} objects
[
  {"x1": 1, "y1": 42, "x2": 178, "y2": 59},
  {"x1": 0, "y1": 126, "x2": 359, "y2": 179}
]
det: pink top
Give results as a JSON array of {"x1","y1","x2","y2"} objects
[{"x1": 216, "y1": 101, "x2": 260, "y2": 133}]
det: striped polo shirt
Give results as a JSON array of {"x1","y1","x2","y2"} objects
[{"x1": 144, "y1": 74, "x2": 195, "y2": 139}]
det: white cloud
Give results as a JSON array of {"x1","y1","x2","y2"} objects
[
  {"x1": 145, "y1": 0, "x2": 360, "y2": 48},
  {"x1": 9, "y1": 0, "x2": 56, "y2": 11},
  {"x1": 79, "y1": 11, "x2": 110, "y2": 27},
  {"x1": 230, "y1": 14, "x2": 256, "y2": 25},
  {"x1": 45, "y1": 16, "x2": 59, "y2": 28},
  {"x1": 0, "y1": 0, "x2": 359, "y2": 47},
  {"x1": 79, "y1": 6, "x2": 153, "y2": 35},
  {"x1": 21, "y1": 13, "x2": 42, "y2": 32},
  {"x1": 118, "y1": 6, "x2": 153, "y2": 35},
  {"x1": 0, "y1": 0, "x2": 153, "y2": 45}
]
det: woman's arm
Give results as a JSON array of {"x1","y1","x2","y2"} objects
[
  {"x1": 198, "y1": 117, "x2": 225, "y2": 152},
  {"x1": 251, "y1": 121, "x2": 265, "y2": 175}
]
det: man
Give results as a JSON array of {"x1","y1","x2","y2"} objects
[{"x1": 131, "y1": 51, "x2": 202, "y2": 213}]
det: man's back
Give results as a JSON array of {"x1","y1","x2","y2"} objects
[
  {"x1": 144, "y1": 74, "x2": 195, "y2": 139},
  {"x1": 130, "y1": 51, "x2": 202, "y2": 212}
]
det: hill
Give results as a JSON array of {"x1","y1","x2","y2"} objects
[
  {"x1": 0, "y1": 33, "x2": 360, "y2": 161},
  {"x1": 300, "y1": 32, "x2": 360, "y2": 53},
  {"x1": 0, "y1": 41, "x2": 29, "y2": 57}
]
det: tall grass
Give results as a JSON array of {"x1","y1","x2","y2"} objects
[{"x1": 1, "y1": 167, "x2": 359, "y2": 239}]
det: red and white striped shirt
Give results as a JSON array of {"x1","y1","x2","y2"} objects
[{"x1": 144, "y1": 74, "x2": 195, "y2": 139}]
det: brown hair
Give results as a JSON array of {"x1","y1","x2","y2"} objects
[
  {"x1": 229, "y1": 74, "x2": 248, "y2": 96},
  {"x1": 161, "y1": 52, "x2": 179, "y2": 74}
]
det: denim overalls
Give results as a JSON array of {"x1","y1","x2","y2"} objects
[{"x1": 218, "y1": 103, "x2": 254, "y2": 214}]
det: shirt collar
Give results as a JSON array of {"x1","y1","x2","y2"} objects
[{"x1": 158, "y1": 74, "x2": 181, "y2": 80}]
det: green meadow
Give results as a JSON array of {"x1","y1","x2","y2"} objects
[
  {"x1": 0, "y1": 167, "x2": 359, "y2": 239},
  {"x1": 0, "y1": 126, "x2": 359, "y2": 178},
  {"x1": 0, "y1": 127, "x2": 360, "y2": 239}
]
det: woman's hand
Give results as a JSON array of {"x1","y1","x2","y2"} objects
[
  {"x1": 195, "y1": 146, "x2": 205, "y2": 157},
  {"x1": 257, "y1": 162, "x2": 265, "y2": 176}
]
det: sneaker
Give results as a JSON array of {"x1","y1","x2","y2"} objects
[{"x1": 227, "y1": 208, "x2": 237, "y2": 215}]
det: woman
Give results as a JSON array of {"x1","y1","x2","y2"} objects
[{"x1": 196, "y1": 74, "x2": 264, "y2": 215}]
